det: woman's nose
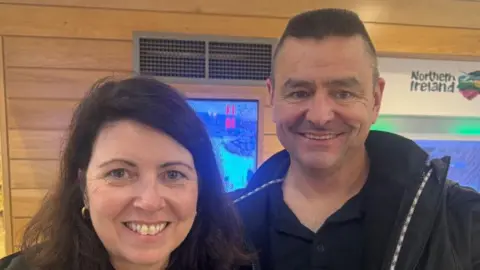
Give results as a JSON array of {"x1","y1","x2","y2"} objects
[{"x1": 132, "y1": 175, "x2": 167, "y2": 211}]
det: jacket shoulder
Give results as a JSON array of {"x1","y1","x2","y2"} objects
[
  {"x1": 228, "y1": 188, "x2": 246, "y2": 201},
  {"x1": 0, "y1": 251, "x2": 30, "y2": 270},
  {"x1": 444, "y1": 181, "x2": 480, "y2": 267},
  {"x1": 445, "y1": 181, "x2": 480, "y2": 211}
]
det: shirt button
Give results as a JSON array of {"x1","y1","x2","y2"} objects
[{"x1": 316, "y1": 244, "x2": 325, "y2": 252}]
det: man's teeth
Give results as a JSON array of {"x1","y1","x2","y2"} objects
[
  {"x1": 125, "y1": 222, "x2": 167, "y2": 236},
  {"x1": 303, "y1": 133, "x2": 338, "y2": 140}
]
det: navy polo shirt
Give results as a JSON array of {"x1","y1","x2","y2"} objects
[{"x1": 269, "y1": 181, "x2": 365, "y2": 270}]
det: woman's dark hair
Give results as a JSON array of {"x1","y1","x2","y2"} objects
[{"x1": 21, "y1": 76, "x2": 251, "y2": 270}]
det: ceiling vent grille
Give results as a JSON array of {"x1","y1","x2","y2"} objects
[
  {"x1": 134, "y1": 33, "x2": 276, "y2": 85},
  {"x1": 139, "y1": 38, "x2": 206, "y2": 79}
]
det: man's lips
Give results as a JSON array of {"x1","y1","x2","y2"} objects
[{"x1": 297, "y1": 132, "x2": 344, "y2": 141}]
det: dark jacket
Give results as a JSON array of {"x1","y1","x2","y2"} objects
[
  {"x1": 0, "y1": 251, "x2": 256, "y2": 270},
  {"x1": 0, "y1": 252, "x2": 28, "y2": 270},
  {"x1": 234, "y1": 131, "x2": 480, "y2": 270}
]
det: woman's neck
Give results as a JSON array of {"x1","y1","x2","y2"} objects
[{"x1": 110, "y1": 257, "x2": 168, "y2": 270}]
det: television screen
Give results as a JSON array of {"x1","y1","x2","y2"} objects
[
  {"x1": 187, "y1": 99, "x2": 259, "y2": 192},
  {"x1": 414, "y1": 139, "x2": 480, "y2": 191}
]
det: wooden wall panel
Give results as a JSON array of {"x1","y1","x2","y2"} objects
[
  {"x1": 0, "y1": 4, "x2": 285, "y2": 40},
  {"x1": 263, "y1": 134, "x2": 283, "y2": 161},
  {"x1": 6, "y1": 68, "x2": 113, "y2": 99},
  {"x1": 0, "y1": 0, "x2": 199, "y2": 14},
  {"x1": 10, "y1": 160, "x2": 57, "y2": 189},
  {"x1": 8, "y1": 130, "x2": 65, "y2": 160},
  {"x1": 8, "y1": 100, "x2": 77, "y2": 130},
  {"x1": 0, "y1": 4, "x2": 479, "y2": 58},
  {"x1": 3, "y1": 37, "x2": 132, "y2": 71},
  {"x1": 1, "y1": 36, "x2": 15, "y2": 254},
  {"x1": 5, "y1": 68, "x2": 269, "y2": 100},
  {"x1": 0, "y1": 0, "x2": 479, "y2": 29},
  {"x1": 264, "y1": 107, "x2": 275, "y2": 135},
  {"x1": 12, "y1": 217, "x2": 29, "y2": 247},
  {"x1": 11, "y1": 189, "x2": 47, "y2": 217}
]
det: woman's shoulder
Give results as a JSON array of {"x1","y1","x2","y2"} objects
[{"x1": 0, "y1": 251, "x2": 30, "y2": 270}]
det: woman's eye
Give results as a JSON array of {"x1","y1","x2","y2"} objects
[
  {"x1": 106, "y1": 168, "x2": 130, "y2": 180},
  {"x1": 164, "y1": 170, "x2": 187, "y2": 181}
]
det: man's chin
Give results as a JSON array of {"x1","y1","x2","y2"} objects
[{"x1": 295, "y1": 152, "x2": 340, "y2": 171}]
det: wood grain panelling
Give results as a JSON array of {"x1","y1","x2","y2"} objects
[
  {"x1": 0, "y1": 0, "x2": 197, "y2": 14},
  {"x1": 12, "y1": 217, "x2": 29, "y2": 247},
  {"x1": 10, "y1": 160, "x2": 57, "y2": 189},
  {"x1": 8, "y1": 130, "x2": 65, "y2": 160},
  {"x1": 1, "y1": 36, "x2": 15, "y2": 254},
  {"x1": 264, "y1": 107, "x2": 275, "y2": 135},
  {"x1": 263, "y1": 134, "x2": 283, "y2": 161},
  {"x1": 4, "y1": 37, "x2": 132, "y2": 71},
  {"x1": 0, "y1": 0, "x2": 479, "y2": 29},
  {"x1": 0, "y1": 4, "x2": 479, "y2": 58},
  {"x1": 8, "y1": 100, "x2": 78, "y2": 130},
  {"x1": 0, "y1": 4, "x2": 285, "y2": 40},
  {"x1": 11, "y1": 189, "x2": 47, "y2": 217},
  {"x1": 5, "y1": 69, "x2": 268, "y2": 100},
  {"x1": 6, "y1": 68, "x2": 113, "y2": 99}
]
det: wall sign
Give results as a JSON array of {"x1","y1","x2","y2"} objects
[{"x1": 378, "y1": 57, "x2": 479, "y2": 117}]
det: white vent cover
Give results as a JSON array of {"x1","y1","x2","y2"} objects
[{"x1": 133, "y1": 33, "x2": 276, "y2": 85}]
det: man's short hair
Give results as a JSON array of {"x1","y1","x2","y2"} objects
[{"x1": 272, "y1": 8, "x2": 379, "y2": 80}]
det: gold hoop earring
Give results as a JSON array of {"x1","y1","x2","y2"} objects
[{"x1": 81, "y1": 206, "x2": 88, "y2": 219}]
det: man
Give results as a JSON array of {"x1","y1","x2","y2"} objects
[{"x1": 234, "y1": 8, "x2": 480, "y2": 270}]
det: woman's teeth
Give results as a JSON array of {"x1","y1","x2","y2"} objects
[{"x1": 124, "y1": 222, "x2": 168, "y2": 236}]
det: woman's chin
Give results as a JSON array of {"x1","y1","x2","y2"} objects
[{"x1": 112, "y1": 249, "x2": 169, "y2": 269}]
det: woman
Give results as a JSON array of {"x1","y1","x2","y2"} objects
[{"x1": 0, "y1": 77, "x2": 253, "y2": 269}]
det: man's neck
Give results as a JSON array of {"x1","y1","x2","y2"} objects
[
  {"x1": 282, "y1": 149, "x2": 369, "y2": 232},
  {"x1": 284, "y1": 149, "x2": 369, "y2": 202}
]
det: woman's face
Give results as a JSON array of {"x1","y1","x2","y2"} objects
[{"x1": 85, "y1": 120, "x2": 198, "y2": 269}]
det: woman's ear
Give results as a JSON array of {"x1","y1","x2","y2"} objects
[
  {"x1": 78, "y1": 169, "x2": 89, "y2": 207},
  {"x1": 78, "y1": 169, "x2": 86, "y2": 191},
  {"x1": 83, "y1": 193, "x2": 89, "y2": 209}
]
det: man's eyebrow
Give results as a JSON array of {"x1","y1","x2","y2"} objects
[
  {"x1": 322, "y1": 77, "x2": 360, "y2": 88},
  {"x1": 283, "y1": 78, "x2": 316, "y2": 90}
]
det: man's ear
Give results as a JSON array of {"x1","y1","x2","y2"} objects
[
  {"x1": 372, "y1": 77, "x2": 385, "y2": 124},
  {"x1": 266, "y1": 78, "x2": 274, "y2": 107}
]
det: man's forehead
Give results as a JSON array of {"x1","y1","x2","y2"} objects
[
  {"x1": 273, "y1": 36, "x2": 375, "y2": 81},
  {"x1": 276, "y1": 35, "x2": 370, "y2": 62}
]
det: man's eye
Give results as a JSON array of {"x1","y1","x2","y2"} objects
[
  {"x1": 289, "y1": 91, "x2": 311, "y2": 99},
  {"x1": 335, "y1": 91, "x2": 354, "y2": 99}
]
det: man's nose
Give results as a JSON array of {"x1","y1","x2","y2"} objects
[{"x1": 304, "y1": 92, "x2": 335, "y2": 126}]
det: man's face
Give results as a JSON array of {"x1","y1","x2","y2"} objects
[{"x1": 267, "y1": 35, "x2": 385, "y2": 171}]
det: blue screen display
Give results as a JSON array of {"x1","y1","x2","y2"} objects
[
  {"x1": 414, "y1": 140, "x2": 480, "y2": 191},
  {"x1": 187, "y1": 99, "x2": 259, "y2": 192}
]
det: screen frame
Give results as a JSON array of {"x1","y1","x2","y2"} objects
[{"x1": 172, "y1": 83, "x2": 266, "y2": 169}]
